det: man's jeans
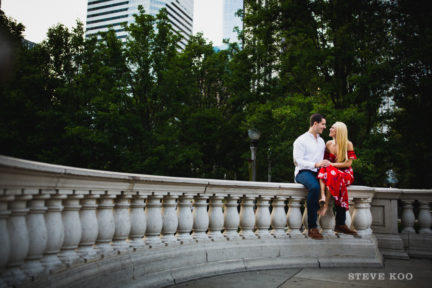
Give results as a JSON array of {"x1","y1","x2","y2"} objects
[
  {"x1": 295, "y1": 170, "x2": 346, "y2": 229},
  {"x1": 296, "y1": 170, "x2": 320, "y2": 229}
]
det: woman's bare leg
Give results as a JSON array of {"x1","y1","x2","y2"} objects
[
  {"x1": 318, "y1": 188, "x2": 332, "y2": 216},
  {"x1": 319, "y1": 179, "x2": 326, "y2": 206}
]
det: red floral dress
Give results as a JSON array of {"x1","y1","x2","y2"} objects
[{"x1": 317, "y1": 150, "x2": 357, "y2": 210}]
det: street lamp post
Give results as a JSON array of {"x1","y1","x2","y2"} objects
[{"x1": 248, "y1": 128, "x2": 261, "y2": 181}]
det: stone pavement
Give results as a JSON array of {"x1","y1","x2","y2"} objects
[{"x1": 167, "y1": 258, "x2": 432, "y2": 288}]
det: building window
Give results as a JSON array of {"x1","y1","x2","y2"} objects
[
  {"x1": 87, "y1": 14, "x2": 128, "y2": 25},
  {"x1": 88, "y1": 1, "x2": 129, "y2": 12},
  {"x1": 88, "y1": 8, "x2": 128, "y2": 18}
]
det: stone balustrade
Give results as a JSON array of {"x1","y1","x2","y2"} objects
[
  {"x1": 0, "y1": 156, "x2": 430, "y2": 287},
  {"x1": 371, "y1": 188, "x2": 432, "y2": 259}
]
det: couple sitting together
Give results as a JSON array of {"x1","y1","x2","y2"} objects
[{"x1": 293, "y1": 113, "x2": 358, "y2": 240}]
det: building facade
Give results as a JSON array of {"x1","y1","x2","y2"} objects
[
  {"x1": 85, "y1": 0, "x2": 194, "y2": 49},
  {"x1": 222, "y1": 0, "x2": 243, "y2": 44}
]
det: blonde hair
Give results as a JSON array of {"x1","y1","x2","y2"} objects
[{"x1": 333, "y1": 122, "x2": 348, "y2": 162}]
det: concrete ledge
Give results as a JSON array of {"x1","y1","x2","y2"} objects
[
  {"x1": 24, "y1": 237, "x2": 382, "y2": 288},
  {"x1": 401, "y1": 234, "x2": 432, "y2": 259},
  {"x1": 375, "y1": 233, "x2": 409, "y2": 259}
]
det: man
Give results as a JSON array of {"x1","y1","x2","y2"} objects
[
  {"x1": 293, "y1": 113, "x2": 357, "y2": 240},
  {"x1": 293, "y1": 113, "x2": 328, "y2": 240}
]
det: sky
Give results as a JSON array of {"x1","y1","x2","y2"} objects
[{"x1": 1, "y1": 0, "x2": 223, "y2": 45}]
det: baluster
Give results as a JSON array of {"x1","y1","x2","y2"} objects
[
  {"x1": 0, "y1": 196, "x2": 13, "y2": 272},
  {"x1": 96, "y1": 194, "x2": 116, "y2": 256},
  {"x1": 223, "y1": 195, "x2": 240, "y2": 240},
  {"x1": 255, "y1": 196, "x2": 271, "y2": 238},
  {"x1": 59, "y1": 193, "x2": 83, "y2": 265},
  {"x1": 112, "y1": 194, "x2": 131, "y2": 252},
  {"x1": 161, "y1": 194, "x2": 178, "y2": 244},
  {"x1": 0, "y1": 196, "x2": 11, "y2": 288},
  {"x1": 319, "y1": 198, "x2": 336, "y2": 238},
  {"x1": 270, "y1": 196, "x2": 286, "y2": 238},
  {"x1": 176, "y1": 194, "x2": 193, "y2": 243},
  {"x1": 365, "y1": 198, "x2": 373, "y2": 235},
  {"x1": 129, "y1": 194, "x2": 146, "y2": 248},
  {"x1": 301, "y1": 200, "x2": 320, "y2": 233},
  {"x1": 192, "y1": 195, "x2": 209, "y2": 241},
  {"x1": 287, "y1": 197, "x2": 305, "y2": 238},
  {"x1": 401, "y1": 200, "x2": 416, "y2": 234},
  {"x1": 41, "y1": 193, "x2": 66, "y2": 272},
  {"x1": 352, "y1": 198, "x2": 372, "y2": 237},
  {"x1": 23, "y1": 193, "x2": 49, "y2": 277},
  {"x1": 77, "y1": 193, "x2": 99, "y2": 261},
  {"x1": 346, "y1": 197, "x2": 354, "y2": 229},
  {"x1": 302, "y1": 202, "x2": 308, "y2": 234},
  {"x1": 145, "y1": 194, "x2": 163, "y2": 246},
  {"x1": 239, "y1": 196, "x2": 256, "y2": 239},
  {"x1": 5, "y1": 194, "x2": 32, "y2": 283},
  {"x1": 418, "y1": 201, "x2": 432, "y2": 234},
  {"x1": 208, "y1": 195, "x2": 224, "y2": 240}
]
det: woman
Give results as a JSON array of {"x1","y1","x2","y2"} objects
[{"x1": 317, "y1": 122, "x2": 357, "y2": 216}]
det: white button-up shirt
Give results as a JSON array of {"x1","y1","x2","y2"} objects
[{"x1": 293, "y1": 132, "x2": 325, "y2": 178}]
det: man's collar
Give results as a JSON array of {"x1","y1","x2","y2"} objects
[{"x1": 307, "y1": 131, "x2": 320, "y2": 139}]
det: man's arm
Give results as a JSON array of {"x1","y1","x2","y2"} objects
[{"x1": 293, "y1": 139, "x2": 317, "y2": 169}]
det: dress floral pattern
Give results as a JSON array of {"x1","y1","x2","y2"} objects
[{"x1": 317, "y1": 150, "x2": 357, "y2": 210}]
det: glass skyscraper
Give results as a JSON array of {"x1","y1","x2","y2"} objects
[
  {"x1": 222, "y1": 0, "x2": 243, "y2": 44},
  {"x1": 85, "y1": 0, "x2": 194, "y2": 49}
]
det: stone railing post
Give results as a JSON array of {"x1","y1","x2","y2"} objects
[
  {"x1": 59, "y1": 193, "x2": 83, "y2": 265},
  {"x1": 96, "y1": 194, "x2": 116, "y2": 256},
  {"x1": 112, "y1": 194, "x2": 131, "y2": 252},
  {"x1": 129, "y1": 194, "x2": 146, "y2": 248},
  {"x1": 302, "y1": 201, "x2": 321, "y2": 233},
  {"x1": 287, "y1": 197, "x2": 304, "y2": 238},
  {"x1": 0, "y1": 196, "x2": 13, "y2": 272},
  {"x1": 23, "y1": 193, "x2": 49, "y2": 277},
  {"x1": 401, "y1": 200, "x2": 416, "y2": 234},
  {"x1": 418, "y1": 201, "x2": 432, "y2": 234},
  {"x1": 161, "y1": 194, "x2": 178, "y2": 244},
  {"x1": 319, "y1": 198, "x2": 336, "y2": 238},
  {"x1": 255, "y1": 196, "x2": 271, "y2": 238},
  {"x1": 176, "y1": 194, "x2": 193, "y2": 243},
  {"x1": 41, "y1": 193, "x2": 66, "y2": 272},
  {"x1": 4, "y1": 194, "x2": 31, "y2": 283},
  {"x1": 346, "y1": 197, "x2": 354, "y2": 229},
  {"x1": 365, "y1": 198, "x2": 373, "y2": 235},
  {"x1": 208, "y1": 195, "x2": 224, "y2": 240},
  {"x1": 352, "y1": 198, "x2": 372, "y2": 237},
  {"x1": 192, "y1": 195, "x2": 209, "y2": 241},
  {"x1": 77, "y1": 193, "x2": 100, "y2": 261},
  {"x1": 145, "y1": 194, "x2": 163, "y2": 246},
  {"x1": 223, "y1": 196, "x2": 240, "y2": 240},
  {"x1": 239, "y1": 196, "x2": 256, "y2": 239},
  {"x1": 271, "y1": 196, "x2": 287, "y2": 238}
]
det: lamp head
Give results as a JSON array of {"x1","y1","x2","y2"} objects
[{"x1": 248, "y1": 128, "x2": 261, "y2": 141}]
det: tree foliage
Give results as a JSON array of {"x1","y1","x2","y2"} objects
[{"x1": 0, "y1": 2, "x2": 430, "y2": 188}]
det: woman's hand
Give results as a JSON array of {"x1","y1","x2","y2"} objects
[{"x1": 315, "y1": 160, "x2": 331, "y2": 168}]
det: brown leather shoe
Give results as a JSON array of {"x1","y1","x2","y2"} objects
[
  {"x1": 308, "y1": 228, "x2": 323, "y2": 240},
  {"x1": 334, "y1": 224, "x2": 358, "y2": 236}
]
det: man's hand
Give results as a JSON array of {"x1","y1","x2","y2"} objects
[{"x1": 315, "y1": 160, "x2": 331, "y2": 168}]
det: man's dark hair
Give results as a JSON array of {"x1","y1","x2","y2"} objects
[{"x1": 310, "y1": 113, "x2": 324, "y2": 127}]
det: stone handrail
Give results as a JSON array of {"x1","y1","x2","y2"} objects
[
  {"x1": 371, "y1": 188, "x2": 432, "y2": 259},
  {"x1": 0, "y1": 155, "x2": 429, "y2": 287}
]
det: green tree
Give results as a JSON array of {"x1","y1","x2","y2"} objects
[{"x1": 388, "y1": 0, "x2": 432, "y2": 188}]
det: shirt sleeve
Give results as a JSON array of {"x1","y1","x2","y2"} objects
[{"x1": 293, "y1": 138, "x2": 316, "y2": 170}]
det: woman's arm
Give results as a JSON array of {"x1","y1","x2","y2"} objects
[
  {"x1": 331, "y1": 159, "x2": 352, "y2": 169},
  {"x1": 330, "y1": 141, "x2": 354, "y2": 168}
]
